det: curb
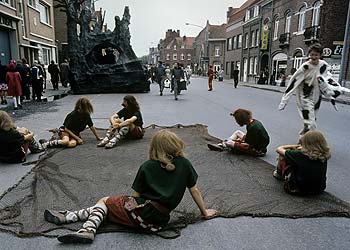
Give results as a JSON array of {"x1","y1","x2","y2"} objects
[
  {"x1": 41, "y1": 92, "x2": 68, "y2": 102},
  {"x1": 241, "y1": 84, "x2": 350, "y2": 106}
]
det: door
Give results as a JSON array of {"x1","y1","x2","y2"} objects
[
  {"x1": 243, "y1": 58, "x2": 248, "y2": 82},
  {"x1": 0, "y1": 30, "x2": 11, "y2": 64}
]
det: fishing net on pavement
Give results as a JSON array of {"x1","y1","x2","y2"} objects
[{"x1": 0, "y1": 124, "x2": 349, "y2": 239}]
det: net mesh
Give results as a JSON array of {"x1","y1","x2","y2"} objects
[{"x1": 0, "y1": 124, "x2": 349, "y2": 239}]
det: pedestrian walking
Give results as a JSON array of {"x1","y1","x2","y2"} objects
[
  {"x1": 30, "y1": 61, "x2": 44, "y2": 101},
  {"x1": 48, "y1": 60, "x2": 60, "y2": 90},
  {"x1": 155, "y1": 61, "x2": 165, "y2": 96},
  {"x1": 6, "y1": 62, "x2": 22, "y2": 110},
  {"x1": 16, "y1": 58, "x2": 31, "y2": 100},
  {"x1": 207, "y1": 65, "x2": 214, "y2": 91},
  {"x1": 44, "y1": 129, "x2": 217, "y2": 244},
  {"x1": 233, "y1": 66, "x2": 239, "y2": 88},
  {"x1": 60, "y1": 59, "x2": 70, "y2": 87},
  {"x1": 171, "y1": 63, "x2": 185, "y2": 100}
]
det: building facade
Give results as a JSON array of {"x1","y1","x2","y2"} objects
[
  {"x1": 224, "y1": 0, "x2": 349, "y2": 84},
  {"x1": 0, "y1": 0, "x2": 56, "y2": 66},
  {"x1": 158, "y1": 29, "x2": 195, "y2": 67}
]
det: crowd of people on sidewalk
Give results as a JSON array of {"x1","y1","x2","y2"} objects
[
  {"x1": 0, "y1": 58, "x2": 70, "y2": 110},
  {"x1": 0, "y1": 42, "x2": 349, "y2": 244}
]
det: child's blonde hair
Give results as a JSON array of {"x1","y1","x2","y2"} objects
[
  {"x1": 300, "y1": 130, "x2": 331, "y2": 162},
  {"x1": 74, "y1": 97, "x2": 94, "y2": 115},
  {"x1": 149, "y1": 129, "x2": 185, "y2": 171},
  {"x1": 0, "y1": 111, "x2": 15, "y2": 131}
]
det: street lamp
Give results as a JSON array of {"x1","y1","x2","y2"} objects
[{"x1": 185, "y1": 22, "x2": 204, "y2": 29}]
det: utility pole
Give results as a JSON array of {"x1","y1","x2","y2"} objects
[{"x1": 339, "y1": 0, "x2": 350, "y2": 86}]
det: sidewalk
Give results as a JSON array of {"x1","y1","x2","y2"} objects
[{"x1": 200, "y1": 75, "x2": 350, "y2": 105}]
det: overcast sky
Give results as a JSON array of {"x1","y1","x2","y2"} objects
[{"x1": 95, "y1": 0, "x2": 246, "y2": 57}]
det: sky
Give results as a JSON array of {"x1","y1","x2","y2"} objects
[{"x1": 95, "y1": 0, "x2": 247, "y2": 57}]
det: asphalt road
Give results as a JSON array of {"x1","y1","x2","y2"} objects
[{"x1": 0, "y1": 77, "x2": 349, "y2": 250}]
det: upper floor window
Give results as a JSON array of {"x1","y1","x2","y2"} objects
[
  {"x1": 187, "y1": 54, "x2": 191, "y2": 60},
  {"x1": 215, "y1": 46, "x2": 220, "y2": 56},
  {"x1": 227, "y1": 38, "x2": 232, "y2": 51},
  {"x1": 180, "y1": 53, "x2": 185, "y2": 60},
  {"x1": 166, "y1": 53, "x2": 170, "y2": 60},
  {"x1": 181, "y1": 44, "x2": 185, "y2": 49},
  {"x1": 273, "y1": 17, "x2": 279, "y2": 40},
  {"x1": 1, "y1": 0, "x2": 15, "y2": 7},
  {"x1": 312, "y1": 1, "x2": 321, "y2": 26},
  {"x1": 244, "y1": 33, "x2": 248, "y2": 48},
  {"x1": 173, "y1": 45, "x2": 177, "y2": 50},
  {"x1": 285, "y1": 11, "x2": 291, "y2": 33},
  {"x1": 256, "y1": 29, "x2": 259, "y2": 46},
  {"x1": 173, "y1": 53, "x2": 177, "y2": 60},
  {"x1": 298, "y1": 6, "x2": 306, "y2": 32},
  {"x1": 28, "y1": 0, "x2": 36, "y2": 8},
  {"x1": 251, "y1": 31, "x2": 255, "y2": 47},
  {"x1": 233, "y1": 36, "x2": 237, "y2": 49},
  {"x1": 237, "y1": 34, "x2": 242, "y2": 48},
  {"x1": 245, "y1": 10, "x2": 250, "y2": 21},
  {"x1": 254, "y1": 6, "x2": 259, "y2": 17},
  {"x1": 38, "y1": 1, "x2": 51, "y2": 24}
]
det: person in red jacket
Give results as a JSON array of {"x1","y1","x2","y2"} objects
[
  {"x1": 207, "y1": 65, "x2": 214, "y2": 91},
  {"x1": 6, "y1": 62, "x2": 22, "y2": 110}
]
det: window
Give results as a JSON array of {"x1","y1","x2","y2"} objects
[
  {"x1": 181, "y1": 44, "x2": 185, "y2": 49},
  {"x1": 251, "y1": 31, "x2": 255, "y2": 47},
  {"x1": 166, "y1": 45, "x2": 170, "y2": 49},
  {"x1": 28, "y1": 0, "x2": 36, "y2": 8},
  {"x1": 244, "y1": 33, "x2": 248, "y2": 48},
  {"x1": 180, "y1": 53, "x2": 184, "y2": 60},
  {"x1": 215, "y1": 46, "x2": 220, "y2": 56},
  {"x1": 273, "y1": 17, "x2": 279, "y2": 40},
  {"x1": 285, "y1": 11, "x2": 291, "y2": 33},
  {"x1": 256, "y1": 30, "x2": 259, "y2": 46},
  {"x1": 38, "y1": 1, "x2": 50, "y2": 24},
  {"x1": 166, "y1": 53, "x2": 170, "y2": 60},
  {"x1": 42, "y1": 48, "x2": 51, "y2": 65},
  {"x1": 187, "y1": 54, "x2": 191, "y2": 60},
  {"x1": 173, "y1": 53, "x2": 177, "y2": 60},
  {"x1": 249, "y1": 57, "x2": 254, "y2": 74},
  {"x1": 312, "y1": 1, "x2": 321, "y2": 26},
  {"x1": 254, "y1": 57, "x2": 258, "y2": 75},
  {"x1": 233, "y1": 36, "x2": 237, "y2": 49},
  {"x1": 298, "y1": 6, "x2": 306, "y2": 32},
  {"x1": 227, "y1": 38, "x2": 232, "y2": 51},
  {"x1": 237, "y1": 34, "x2": 242, "y2": 48},
  {"x1": 245, "y1": 10, "x2": 250, "y2": 21},
  {"x1": 173, "y1": 45, "x2": 177, "y2": 50},
  {"x1": 254, "y1": 6, "x2": 259, "y2": 17}
]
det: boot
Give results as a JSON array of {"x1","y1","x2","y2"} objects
[
  {"x1": 44, "y1": 206, "x2": 94, "y2": 225},
  {"x1": 56, "y1": 204, "x2": 107, "y2": 244}
]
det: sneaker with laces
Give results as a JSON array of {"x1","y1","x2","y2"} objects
[{"x1": 105, "y1": 141, "x2": 117, "y2": 149}]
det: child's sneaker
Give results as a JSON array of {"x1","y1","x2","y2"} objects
[
  {"x1": 273, "y1": 170, "x2": 283, "y2": 180},
  {"x1": 207, "y1": 143, "x2": 224, "y2": 151}
]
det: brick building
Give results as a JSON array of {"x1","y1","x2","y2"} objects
[
  {"x1": 158, "y1": 29, "x2": 195, "y2": 67},
  {"x1": 0, "y1": 0, "x2": 56, "y2": 66},
  {"x1": 224, "y1": 0, "x2": 349, "y2": 84},
  {"x1": 193, "y1": 21, "x2": 226, "y2": 74}
]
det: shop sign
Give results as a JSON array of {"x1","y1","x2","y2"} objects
[
  {"x1": 261, "y1": 24, "x2": 269, "y2": 50},
  {"x1": 333, "y1": 45, "x2": 343, "y2": 56},
  {"x1": 0, "y1": 15, "x2": 13, "y2": 29},
  {"x1": 323, "y1": 48, "x2": 332, "y2": 57}
]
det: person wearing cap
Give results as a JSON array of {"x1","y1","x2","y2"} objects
[{"x1": 207, "y1": 108, "x2": 270, "y2": 157}]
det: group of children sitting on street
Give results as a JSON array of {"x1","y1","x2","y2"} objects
[{"x1": 0, "y1": 42, "x2": 341, "y2": 244}]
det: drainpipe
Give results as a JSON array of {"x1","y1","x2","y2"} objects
[
  {"x1": 268, "y1": 0, "x2": 274, "y2": 85},
  {"x1": 339, "y1": 0, "x2": 350, "y2": 86}
]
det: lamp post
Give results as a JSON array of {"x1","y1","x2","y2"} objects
[{"x1": 185, "y1": 22, "x2": 208, "y2": 75}]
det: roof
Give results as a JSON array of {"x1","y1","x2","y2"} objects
[
  {"x1": 227, "y1": 0, "x2": 261, "y2": 24},
  {"x1": 209, "y1": 24, "x2": 226, "y2": 39},
  {"x1": 164, "y1": 36, "x2": 196, "y2": 49}
]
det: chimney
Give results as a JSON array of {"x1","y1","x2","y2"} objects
[{"x1": 177, "y1": 30, "x2": 180, "y2": 36}]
